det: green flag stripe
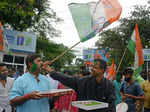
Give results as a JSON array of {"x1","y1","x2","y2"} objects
[
  {"x1": 69, "y1": 3, "x2": 93, "y2": 42},
  {"x1": 127, "y1": 39, "x2": 136, "y2": 54},
  {"x1": 133, "y1": 66, "x2": 144, "y2": 85},
  {"x1": 134, "y1": 66, "x2": 142, "y2": 77}
]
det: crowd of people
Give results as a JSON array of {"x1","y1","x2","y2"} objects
[{"x1": 0, "y1": 54, "x2": 150, "y2": 112}]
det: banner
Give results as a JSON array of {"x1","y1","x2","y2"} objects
[
  {"x1": 143, "y1": 49, "x2": 150, "y2": 61},
  {"x1": 3, "y1": 29, "x2": 37, "y2": 53},
  {"x1": 83, "y1": 49, "x2": 109, "y2": 65}
]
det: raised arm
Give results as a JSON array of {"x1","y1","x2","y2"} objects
[
  {"x1": 49, "y1": 71, "x2": 78, "y2": 90},
  {"x1": 42, "y1": 62, "x2": 79, "y2": 90}
]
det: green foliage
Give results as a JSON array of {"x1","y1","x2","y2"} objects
[
  {"x1": 36, "y1": 38, "x2": 76, "y2": 71},
  {"x1": 0, "y1": 0, "x2": 74, "y2": 71},
  {"x1": 62, "y1": 58, "x2": 85, "y2": 75},
  {"x1": 0, "y1": 0, "x2": 62, "y2": 38},
  {"x1": 0, "y1": 0, "x2": 37, "y2": 30},
  {"x1": 95, "y1": 5, "x2": 150, "y2": 71}
]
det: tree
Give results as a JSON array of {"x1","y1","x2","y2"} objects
[
  {"x1": 0, "y1": 0, "x2": 62, "y2": 38},
  {"x1": 95, "y1": 4, "x2": 150, "y2": 70},
  {"x1": 36, "y1": 38, "x2": 76, "y2": 71},
  {"x1": 0, "y1": 0, "x2": 76, "y2": 71}
]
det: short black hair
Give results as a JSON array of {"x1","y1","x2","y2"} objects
[
  {"x1": 26, "y1": 54, "x2": 41, "y2": 70},
  {"x1": 116, "y1": 71, "x2": 123, "y2": 77},
  {"x1": 63, "y1": 70, "x2": 73, "y2": 76},
  {"x1": 81, "y1": 70, "x2": 91, "y2": 76},
  {"x1": 0, "y1": 63, "x2": 6, "y2": 67},
  {"x1": 123, "y1": 68, "x2": 133, "y2": 76},
  {"x1": 94, "y1": 59, "x2": 107, "y2": 71}
]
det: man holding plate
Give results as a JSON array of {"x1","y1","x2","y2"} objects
[
  {"x1": 44, "y1": 59, "x2": 116, "y2": 112},
  {"x1": 10, "y1": 54, "x2": 55, "y2": 112}
]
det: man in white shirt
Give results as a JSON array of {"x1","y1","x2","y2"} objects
[{"x1": 0, "y1": 63, "x2": 14, "y2": 112}]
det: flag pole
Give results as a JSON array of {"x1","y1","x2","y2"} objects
[
  {"x1": 50, "y1": 41, "x2": 81, "y2": 64},
  {"x1": 116, "y1": 48, "x2": 127, "y2": 74}
]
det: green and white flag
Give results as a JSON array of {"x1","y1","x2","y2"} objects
[{"x1": 68, "y1": 0, "x2": 122, "y2": 42}]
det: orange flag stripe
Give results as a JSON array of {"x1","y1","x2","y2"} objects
[
  {"x1": 135, "y1": 24, "x2": 144, "y2": 66},
  {"x1": 107, "y1": 59, "x2": 116, "y2": 80}
]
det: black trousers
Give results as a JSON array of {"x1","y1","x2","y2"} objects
[{"x1": 144, "y1": 108, "x2": 150, "y2": 112}]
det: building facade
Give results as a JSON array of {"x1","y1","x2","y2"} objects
[{"x1": 0, "y1": 28, "x2": 37, "y2": 73}]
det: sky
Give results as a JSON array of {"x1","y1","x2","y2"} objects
[{"x1": 50, "y1": 0, "x2": 148, "y2": 49}]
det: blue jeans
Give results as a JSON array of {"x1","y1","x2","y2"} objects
[{"x1": 127, "y1": 103, "x2": 136, "y2": 112}]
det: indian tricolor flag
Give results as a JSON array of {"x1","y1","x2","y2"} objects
[
  {"x1": 127, "y1": 24, "x2": 145, "y2": 84},
  {"x1": 68, "y1": 0, "x2": 122, "y2": 42}
]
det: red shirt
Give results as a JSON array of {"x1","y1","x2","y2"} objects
[{"x1": 54, "y1": 83, "x2": 78, "y2": 112}]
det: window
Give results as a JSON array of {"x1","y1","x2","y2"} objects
[
  {"x1": 3, "y1": 54, "x2": 25, "y2": 74},
  {"x1": 3, "y1": 55, "x2": 13, "y2": 63},
  {"x1": 14, "y1": 56, "x2": 24, "y2": 64}
]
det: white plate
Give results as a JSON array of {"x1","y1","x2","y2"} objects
[
  {"x1": 40, "y1": 89, "x2": 73, "y2": 95},
  {"x1": 72, "y1": 100, "x2": 108, "y2": 110},
  {"x1": 116, "y1": 102, "x2": 128, "y2": 112}
]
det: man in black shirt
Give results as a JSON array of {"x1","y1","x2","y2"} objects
[{"x1": 43, "y1": 59, "x2": 116, "y2": 112}]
